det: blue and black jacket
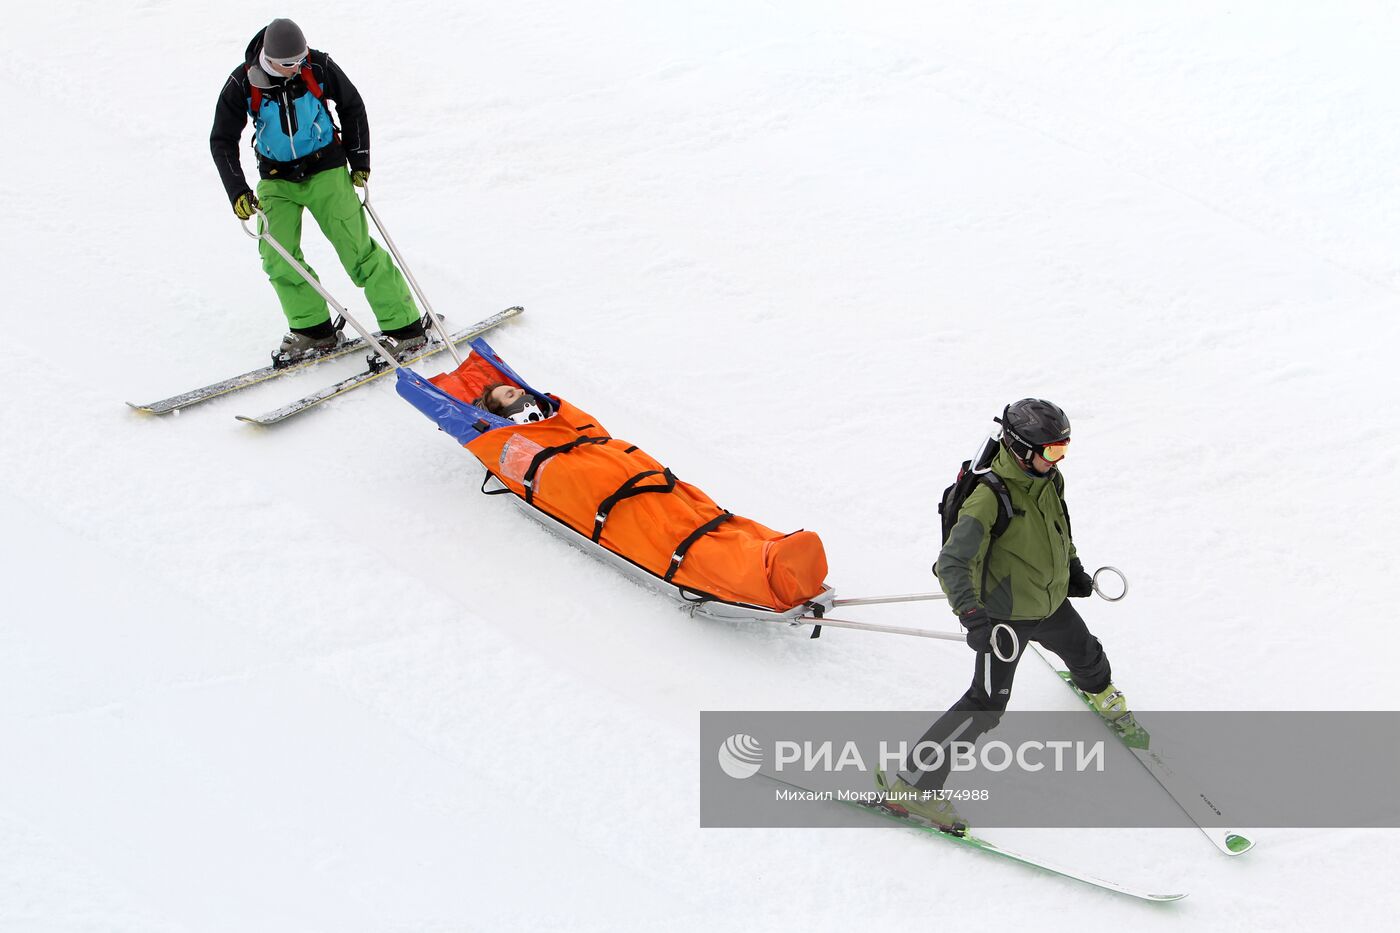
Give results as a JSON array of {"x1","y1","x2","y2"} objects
[{"x1": 210, "y1": 28, "x2": 371, "y2": 204}]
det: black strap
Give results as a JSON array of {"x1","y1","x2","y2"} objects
[
  {"x1": 674, "y1": 583, "x2": 776, "y2": 615},
  {"x1": 480, "y1": 469, "x2": 513, "y2": 496},
  {"x1": 591, "y1": 469, "x2": 677, "y2": 542},
  {"x1": 982, "y1": 469, "x2": 1067, "y2": 539},
  {"x1": 522, "y1": 436, "x2": 611, "y2": 504},
  {"x1": 664, "y1": 510, "x2": 733, "y2": 582},
  {"x1": 979, "y1": 472, "x2": 1015, "y2": 538},
  {"x1": 973, "y1": 472, "x2": 1014, "y2": 602}
]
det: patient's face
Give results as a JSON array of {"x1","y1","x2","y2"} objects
[{"x1": 489, "y1": 385, "x2": 524, "y2": 410}]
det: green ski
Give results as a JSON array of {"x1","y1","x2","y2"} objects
[
  {"x1": 1031, "y1": 643, "x2": 1255, "y2": 856},
  {"x1": 763, "y1": 774, "x2": 1186, "y2": 902}
]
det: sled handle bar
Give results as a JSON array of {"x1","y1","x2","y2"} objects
[
  {"x1": 239, "y1": 209, "x2": 400, "y2": 368},
  {"x1": 791, "y1": 615, "x2": 1020, "y2": 663},
  {"x1": 834, "y1": 566, "x2": 1130, "y2": 608},
  {"x1": 357, "y1": 184, "x2": 462, "y2": 367}
]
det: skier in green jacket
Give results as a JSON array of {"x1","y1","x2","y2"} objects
[
  {"x1": 210, "y1": 18, "x2": 424, "y2": 366},
  {"x1": 881, "y1": 398, "x2": 1128, "y2": 833}
]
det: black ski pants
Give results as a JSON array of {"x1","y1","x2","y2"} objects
[{"x1": 902, "y1": 598, "x2": 1111, "y2": 791}]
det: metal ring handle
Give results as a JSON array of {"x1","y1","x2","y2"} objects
[
  {"x1": 239, "y1": 207, "x2": 267, "y2": 239},
  {"x1": 990, "y1": 622, "x2": 1019, "y2": 662},
  {"x1": 1092, "y1": 566, "x2": 1129, "y2": 602}
]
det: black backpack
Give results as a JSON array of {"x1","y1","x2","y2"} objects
[{"x1": 937, "y1": 436, "x2": 1015, "y2": 555}]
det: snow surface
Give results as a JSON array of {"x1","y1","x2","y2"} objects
[{"x1": 3, "y1": 1, "x2": 1400, "y2": 929}]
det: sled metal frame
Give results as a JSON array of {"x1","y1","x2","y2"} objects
[{"x1": 483, "y1": 475, "x2": 991, "y2": 644}]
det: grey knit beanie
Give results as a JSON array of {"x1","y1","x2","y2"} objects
[{"x1": 263, "y1": 18, "x2": 307, "y2": 60}]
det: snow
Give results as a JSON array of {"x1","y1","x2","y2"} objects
[{"x1": 3, "y1": 0, "x2": 1399, "y2": 928}]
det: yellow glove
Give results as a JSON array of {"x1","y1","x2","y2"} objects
[
  {"x1": 351, "y1": 169, "x2": 370, "y2": 188},
  {"x1": 233, "y1": 191, "x2": 259, "y2": 220}
]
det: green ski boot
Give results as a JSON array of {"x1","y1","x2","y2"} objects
[
  {"x1": 875, "y1": 768, "x2": 967, "y2": 836},
  {"x1": 1087, "y1": 683, "x2": 1129, "y2": 721},
  {"x1": 1085, "y1": 682, "x2": 1150, "y2": 748}
]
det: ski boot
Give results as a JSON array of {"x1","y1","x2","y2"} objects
[
  {"x1": 875, "y1": 768, "x2": 967, "y2": 836},
  {"x1": 272, "y1": 326, "x2": 344, "y2": 369},
  {"x1": 366, "y1": 319, "x2": 429, "y2": 370},
  {"x1": 1086, "y1": 683, "x2": 1129, "y2": 722},
  {"x1": 1086, "y1": 683, "x2": 1149, "y2": 748}
]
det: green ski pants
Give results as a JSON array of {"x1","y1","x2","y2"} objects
[{"x1": 255, "y1": 168, "x2": 419, "y2": 331}]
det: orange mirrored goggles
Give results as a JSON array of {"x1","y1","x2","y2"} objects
[{"x1": 1040, "y1": 439, "x2": 1070, "y2": 462}]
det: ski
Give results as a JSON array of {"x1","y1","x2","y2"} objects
[
  {"x1": 1031, "y1": 643, "x2": 1255, "y2": 856},
  {"x1": 127, "y1": 333, "x2": 377, "y2": 415},
  {"x1": 763, "y1": 775, "x2": 1186, "y2": 902},
  {"x1": 235, "y1": 306, "x2": 522, "y2": 426}
]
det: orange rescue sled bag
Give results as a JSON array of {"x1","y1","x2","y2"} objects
[{"x1": 398, "y1": 340, "x2": 828, "y2": 613}]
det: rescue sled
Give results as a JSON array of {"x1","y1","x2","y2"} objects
[{"x1": 395, "y1": 339, "x2": 836, "y2": 622}]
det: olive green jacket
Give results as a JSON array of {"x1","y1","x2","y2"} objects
[{"x1": 936, "y1": 446, "x2": 1078, "y2": 621}]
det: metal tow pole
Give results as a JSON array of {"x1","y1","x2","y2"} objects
[
  {"x1": 359, "y1": 184, "x2": 462, "y2": 367},
  {"x1": 241, "y1": 209, "x2": 400, "y2": 368}
]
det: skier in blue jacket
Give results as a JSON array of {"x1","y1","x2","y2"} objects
[{"x1": 211, "y1": 18, "x2": 423, "y2": 365}]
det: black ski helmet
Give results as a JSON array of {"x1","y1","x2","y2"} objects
[{"x1": 997, "y1": 398, "x2": 1071, "y2": 462}]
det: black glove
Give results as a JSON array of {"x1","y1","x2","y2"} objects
[
  {"x1": 959, "y1": 607, "x2": 992, "y2": 653},
  {"x1": 1068, "y1": 559, "x2": 1094, "y2": 598},
  {"x1": 233, "y1": 190, "x2": 260, "y2": 220}
]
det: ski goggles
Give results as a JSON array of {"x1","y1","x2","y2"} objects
[
  {"x1": 265, "y1": 49, "x2": 308, "y2": 70},
  {"x1": 1040, "y1": 439, "x2": 1071, "y2": 462}
]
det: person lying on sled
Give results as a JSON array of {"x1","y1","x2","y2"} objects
[{"x1": 473, "y1": 382, "x2": 551, "y2": 424}]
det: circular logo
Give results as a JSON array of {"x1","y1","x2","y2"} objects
[{"x1": 718, "y1": 733, "x2": 764, "y2": 779}]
